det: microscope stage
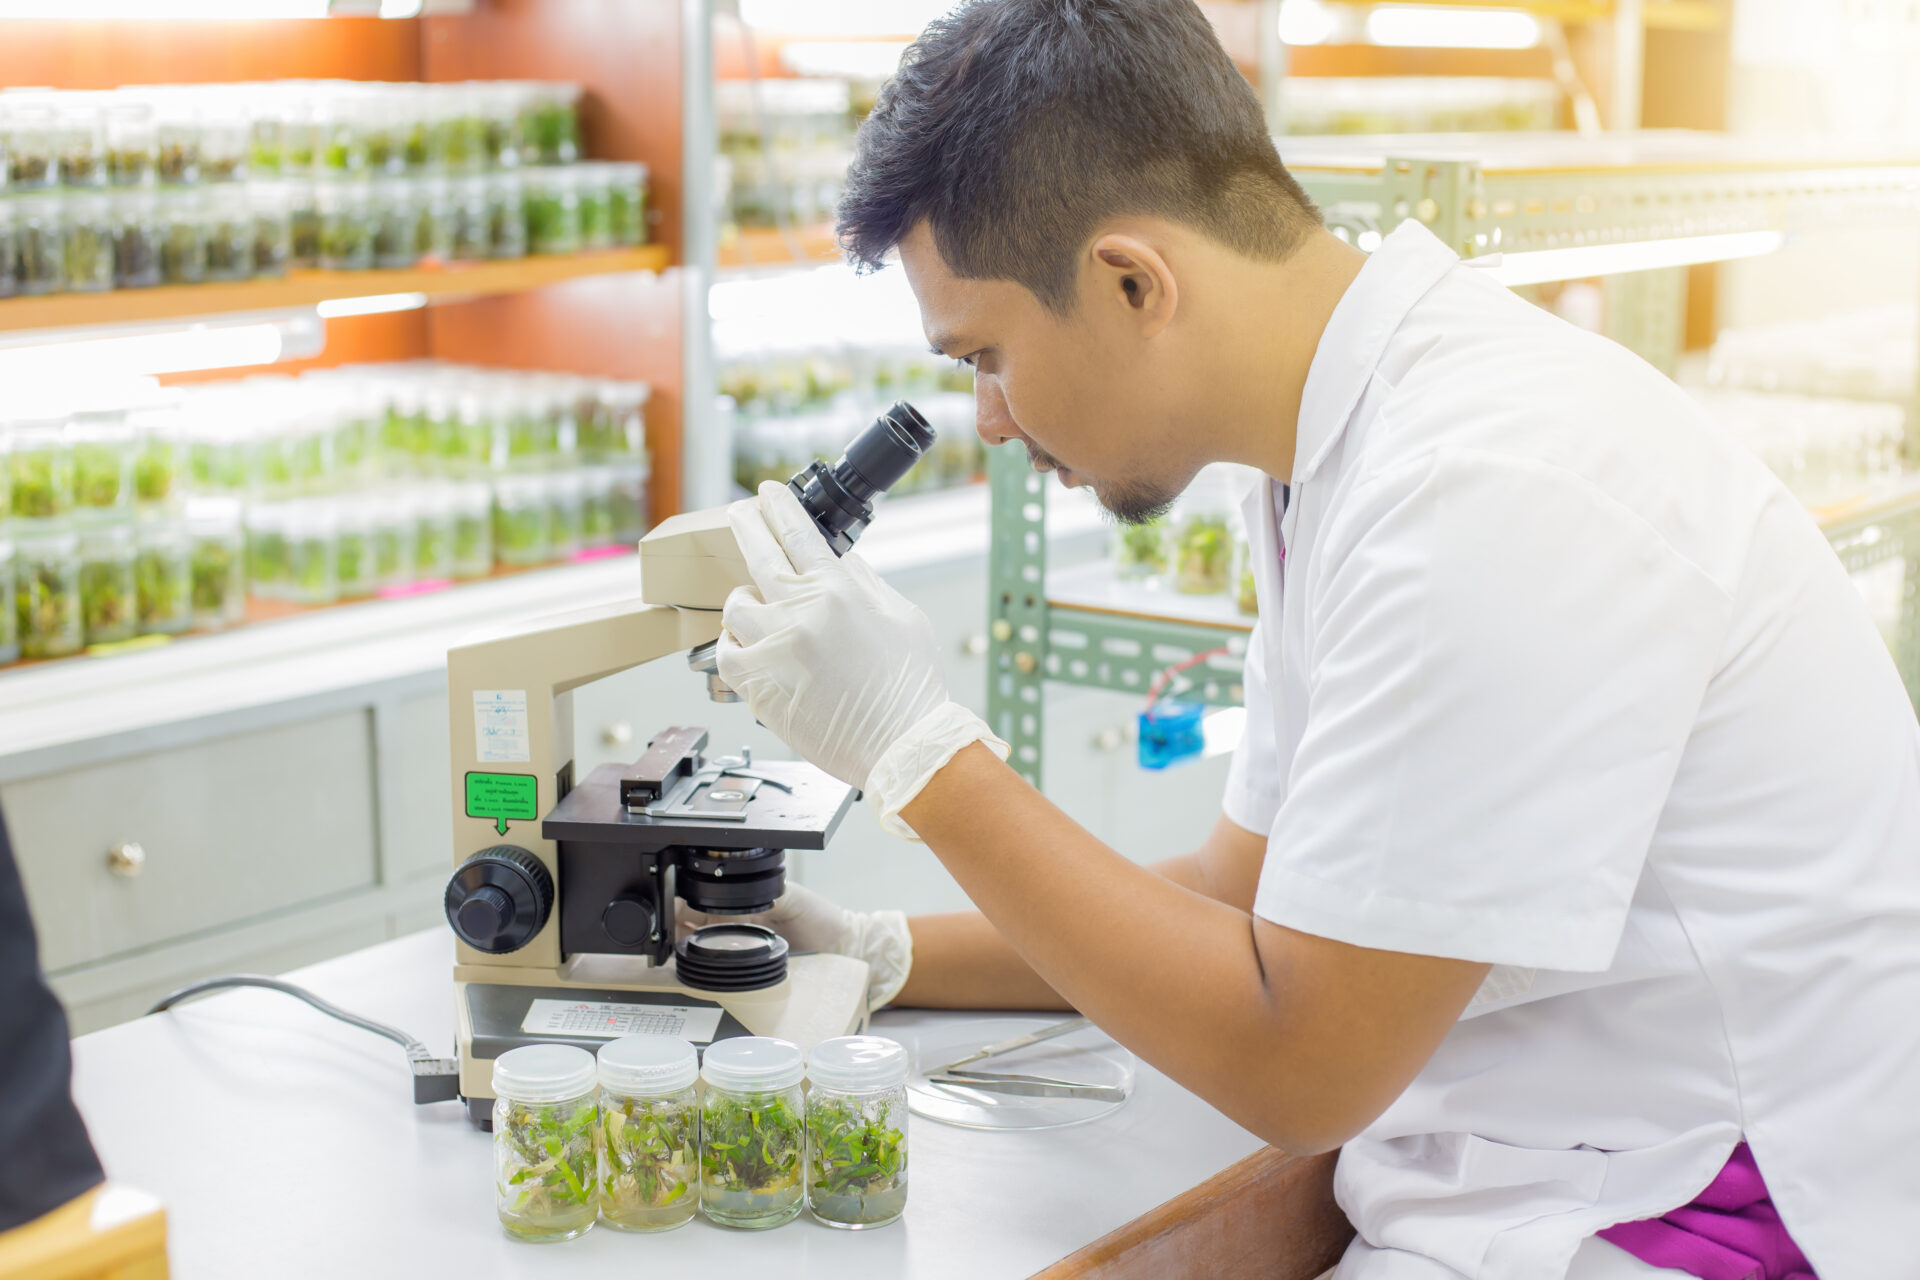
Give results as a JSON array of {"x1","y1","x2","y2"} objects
[{"x1": 543, "y1": 758, "x2": 857, "y2": 852}]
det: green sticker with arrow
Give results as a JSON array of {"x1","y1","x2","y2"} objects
[{"x1": 466, "y1": 772, "x2": 538, "y2": 836}]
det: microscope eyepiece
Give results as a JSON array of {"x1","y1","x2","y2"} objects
[{"x1": 788, "y1": 400, "x2": 936, "y2": 557}]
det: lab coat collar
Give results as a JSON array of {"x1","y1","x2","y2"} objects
[{"x1": 1291, "y1": 221, "x2": 1460, "y2": 485}]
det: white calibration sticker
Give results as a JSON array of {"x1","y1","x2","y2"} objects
[
  {"x1": 521, "y1": 999, "x2": 725, "y2": 1043},
  {"x1": 473, "y1": 690, "x2": 531, "y2": 763}
]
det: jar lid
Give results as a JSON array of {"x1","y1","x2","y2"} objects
[
  {"x1": 701, "y1": 1035, "x2": 803, "y2": 1093},
  {"x1": 492, "y1": 1043, "x2": 596, "y2": 1103},
  {"x1": 597, "y1": 1035, "x2": 698, "y2": 1095},
  {"x1": 806, "y1": 1035, "x2": 909, "y2": 1092}
]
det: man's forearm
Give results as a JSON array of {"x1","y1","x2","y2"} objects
[{"x1": 899, "y1": 852, "x2": 1209, "y2": 1010}]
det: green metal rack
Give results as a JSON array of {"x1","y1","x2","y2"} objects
[{"x1": 987, "y1": 133, "x2": 1920, "y2": 788}]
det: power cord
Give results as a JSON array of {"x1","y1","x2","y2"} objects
[{"x1": 147, "y1": 974, "x2": 462, "y2": 1105}]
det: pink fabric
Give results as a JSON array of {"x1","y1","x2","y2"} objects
[{"x1": 1597, "y1": 1143, "x2": 1816, "y2": 1280}]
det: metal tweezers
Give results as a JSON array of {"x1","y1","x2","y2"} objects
[{"x1": 923, "y1": 1069, "x2": 1127, "y2": 1103}]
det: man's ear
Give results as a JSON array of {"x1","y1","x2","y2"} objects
[{"x1": 1088, "y1": 232, "x2": 1177, "y2": 339}]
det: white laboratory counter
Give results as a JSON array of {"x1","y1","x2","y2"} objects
[{"x1": 69, "y1": 929, "x2": 1273, "y2": 1279}]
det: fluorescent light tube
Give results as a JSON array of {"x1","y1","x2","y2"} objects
[
  {"x1": 1366, "y1": 5, "x2": 1541, "y2": 49},
  {"x1": 738, "y1": 0, "x2": 952, "y2": 34},
  {"x1": 0, "y1": 0, "x2": 329, "y2": 16},
  {"x1": 1488, "y1": 231, "x2": 1787, "y2": 287},
  {"x1": 1277, "y1": 0, "x2": 1336, "y2": 47},
  {"x1": 316, "y1": 291, "x2": 428, "y2": 319},
  {"x1": 0, "y1": 323, "x2": 284, "y2": 383}
]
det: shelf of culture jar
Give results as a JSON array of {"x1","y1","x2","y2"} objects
[
  {"x1": 1283, "y1": 131, "x2": 1920, "y2": 262},
  {"x1": 0, "y1": 247, "x2": 670, "y2": 336},
  {"x1": 716, "y1": 223, "x2": 839, "y2": 271}
]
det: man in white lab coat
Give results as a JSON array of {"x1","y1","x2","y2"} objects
[{"x1": 701, "y1": 2, "x2": 1920, "y2": 1276}]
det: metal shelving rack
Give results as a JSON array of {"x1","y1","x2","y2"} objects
[{"x1": 988, "y1": 133, "x2": 1920, "y2": 787}]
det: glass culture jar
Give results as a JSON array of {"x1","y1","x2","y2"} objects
[
  {"x1": 114, "y1": 189, "x2": 162, "y2": 289},
  {"x1": 451, "y1": 481, "x2": 493, "y2": 578},
  {"x1": 282, "y1": 499, "x2": 339, "y2": 605},
  {"x1": 595, "y1": 1035, "x2": 699, "y2": 1233},
  {"x1": 56, "y1": 98, "x2": 108, "y2": 190},
  {"x1": 414, "y1": 176, "x2": 453, "y2": 262},
  {"x1": 450, "y1": 174, "x2": 490, "y2": 261},
  {"x1": 580, "y1": 467, "x2": 616, "y2": 549},
  {"x1": 245, "y1": 501, "x2": 288, "y2": 601},
  {"x1": 0, "y1": 538, "x2": 17, "y2": 666},
  {"x1": 371, "y1": 177, "x2": 416, "y2": 270},
  {"x1": 607, "y1": 459, "x2": 650, "y2": 545},
  {"x1": 524, "y1": 166, "x2": 581, "y2": 256},
  {"x1": 134, "y1": 516, "x2": 192, "y2": 636},
  {"x1": 487, "y1": 171, "x2": 528, "y2": 260},
  {"x1": 159, "y1": 188, "x2": 208, "y2": 286},
  {"x1": 521, "y1": 82, "x2": 582, "y2": 167},
  {"x1": 412, "y1": 485, "x2": 454, "y2": 581},
  {"x1": 11, "y1": 420, "x2": 76, "y2": 523},
  {"x1": 334, "y1": 498, "x2": 375, "y2": 598},
  {"x1": 699, "y1": 1036, "x2": 806, "y2": 1230},
  {"x1": 204, "y1": 183, "x2": 252, "y2": 283},
  {"x1": 154, "y1": 96, "x2": 201, "y2": 187},
  {"x1": 547, "y1": 468, "x2": 584, "y2": 561},
  {"x1": 13, "y1": 193, "x2": 64, "y2": 297},
  {"x1": 492, "y1": 1043, "x2": 599, "y2": 1243},
  {"x1": 806, "y1": 1035, "x2": 910, "y2": 1230},
  {"x1": 188, "y1": 500, "x2": 245, "y2": 629},
  {"x1": 372, "y1": 499, "x2": 415, "y2": 589},
  {"x1": 70, "y1": 411, "x2": 134, "y2": 514},
  {"x1": 15, "y1": 528, "x2": 83, "y2": 659},
  {"x1": 106, "y1": 100, "x2": 159, "y2": 188},
  {"x1": 490, "y1": 472, "x2": 551, "y2": 567},
  {"x1": 250, "y1": 180, "x2": 292, "y2": 279},
  {"x1": 606, "y1": 161, "x2": 648, "y2": 247},
  {"x1": 78, "y1": 520, "x2": 137, "y2": 647},
  {"x1": 0, "y1": 432, "x2": 9, "y2": 523},
  {"x1": 289, "y1": 178, "x2": 322, "y2": 269},
  {"x1": 1113, "y1": 515, "x2": 1169, "y2": 582},
  {"x1": 0, "y1": 197, "x2": 17, "y2": 299},
  {"x1": 199, "y1": 103, "x2": 248, "y2": 185},
  {"x1": 8, "y1": 101, "x2": 60, "y2": 189},
  {"x1": 63, "y1": 192, "x2": 116, "y2": 293},
  {"x1": 318, "y1": 181, "x2": 374, "y2": 272},
  {"x1": 576, "y1": 162, "x2": 613, "y2": 251}
]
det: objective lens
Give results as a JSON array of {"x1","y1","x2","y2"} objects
[{"x1": 788, "y1": 401, "x2": 936, "y2": 556}]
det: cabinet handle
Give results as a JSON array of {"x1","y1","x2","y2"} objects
[
  {"x1": 960, "y1": 633, "x2": 988, "y2": 657},
  {"x1": 1092, "y1": 726, "x2": 1128, "y2": 754},
  {"x1": 107, "y1": 842, "x2": 147, "y2": 878},
  {"x1": 602, "y1": 722, "x2": 634, "y2": 747}
]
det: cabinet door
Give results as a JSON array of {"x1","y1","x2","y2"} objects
[
  {"x1": 382, "y1": 691, "x2": 455, "y2": 883},
  {"x1": 6, "y1": 711, "x2": 380, "y2": 973}
]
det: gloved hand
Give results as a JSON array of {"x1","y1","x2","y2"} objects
[
  {"x1": 717, "y1": 481, "x2": 1008, "y2": 838},
  {"x1": 678, "y1": 884, "x2": 913, "y2": 1013}
]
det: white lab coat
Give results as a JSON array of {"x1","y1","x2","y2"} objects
[{"x1": 1223, "y1": 221, "x2": 1920, "y2": 1280}]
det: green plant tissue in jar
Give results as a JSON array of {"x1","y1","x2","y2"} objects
[
  {"x1": 805, "y1": 1036, "x2": 910, "y2": 1230},
  {"x1": 596, "y1": 1036, "x2": 699, "y2": 1233},
  {"x1": 1173, "y1": 514, "x2": 1231, "y2": 595},
  {"x1": 15, "y1": 531, "x2": 82, "y2": 659},
  {"x1": 492, "y1": 1044, "x2": 598, "y2": 1243},
  {"x1": 699, "y1": 1037, "x2": 805, "y2": 1230},
  {"x1": 78, "y1": 523, "x2": 137, "y2": 647},
  {"x1": 1114, "y1": 515, "x2": 1168, "y2": 581}
]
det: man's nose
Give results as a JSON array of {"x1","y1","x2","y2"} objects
[{"x1": 974, "y1": 377, "x2": 1017, "y2": 448}]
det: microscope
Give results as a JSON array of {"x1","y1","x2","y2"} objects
[{"x1": 441, "y1": 403, "x2": 936, "y2": 1127}]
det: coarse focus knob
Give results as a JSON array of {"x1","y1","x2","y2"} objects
[
  {"x1": 106, "y1": 842, "x2": 146, "y2": 878},
  {"x1": 445, "y1": 845, "x2": 553, "y2": 954}
]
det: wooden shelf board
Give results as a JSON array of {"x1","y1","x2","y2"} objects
[
  {"x1": 717, "y1": 224, "x2": 840, "y2": 271},
  {"x1": 0, "y1": 246, "x2": 672, "y2": 336}
]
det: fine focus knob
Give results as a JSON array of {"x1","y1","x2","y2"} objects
[
  {"x1": 107, "y1": 842, "x2": 146, "y2": 878},
  {"x1": 445, "y1": 845, "x2": 553, "y2": 954},
  {"x1": 601, "y1": 895, "x2": 657, "y2": 947}
]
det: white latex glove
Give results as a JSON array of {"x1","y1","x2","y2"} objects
[
  {"x1": 717, "y1": 481, "x2": 1008, "y2": 838},
  {"x1": 678, "y1": 884, "x2": 913, "y2": 1013}
]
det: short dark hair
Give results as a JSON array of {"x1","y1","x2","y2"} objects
[{"x1": 837, "y1": 0, "x2": 1321, "y2": 312}]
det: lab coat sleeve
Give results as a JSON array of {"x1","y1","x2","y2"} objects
[
  {"x1": 1222, "y1": 619, "x2": 1283, "y2": 834},
  {"x1": 1251, "y1": 446, "x2": 1732, "y2": 971}
]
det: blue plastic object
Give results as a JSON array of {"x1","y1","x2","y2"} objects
[{"x1": 1137, "y1": 702, "x2": 1206, "y2": 770}]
